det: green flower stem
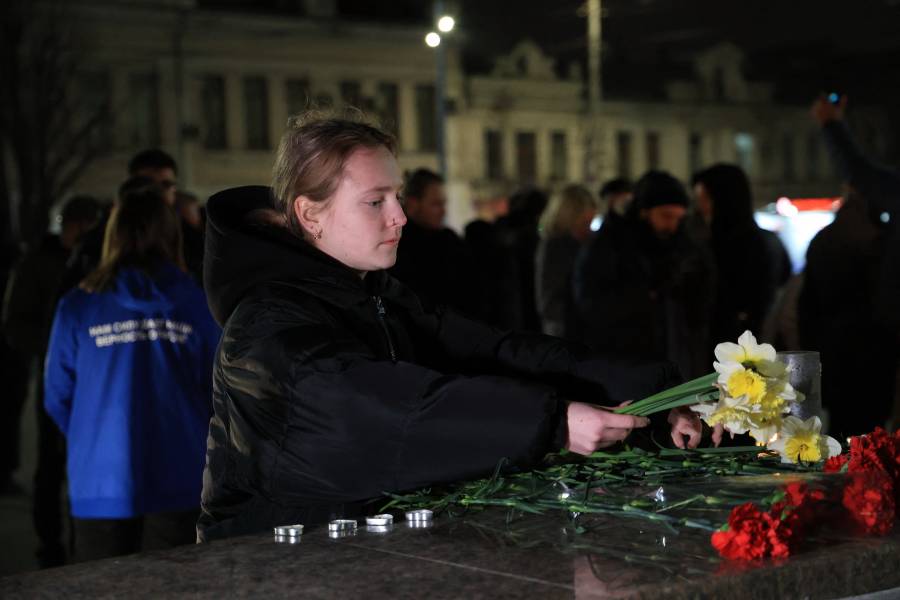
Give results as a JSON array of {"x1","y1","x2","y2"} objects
[{"x1": 615, "y1": 389, "x2": 719, "y2": 416}]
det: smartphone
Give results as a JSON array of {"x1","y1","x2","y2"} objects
[{"x1": 827, "y1": 92, "x2": 841, "y2": 105}]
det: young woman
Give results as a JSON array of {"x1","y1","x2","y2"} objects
[
  {"x1": 198, "y1": 114, "x2": 702, "y2": 541},
  {"x1": 44, "y1": 184, "x2": 220, "y2": 561},
  {"x1": 691, "y1": 164, "x2": 791, "y2": 344},
  {"x1": 536, "y1": 184, "x2": 597, "y2": 339}
]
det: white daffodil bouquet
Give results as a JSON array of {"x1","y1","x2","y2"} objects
[{"x1": 615, "y1": 331, "x2": 842, "y2": 464}]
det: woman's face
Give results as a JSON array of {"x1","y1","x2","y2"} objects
[{"x1": 311, "y1": 146, "x2": 406, "y2": 273}]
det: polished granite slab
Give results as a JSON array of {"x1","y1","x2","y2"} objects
[{"x1": 3, "y1": 475, "x2": 900, "y2": 599}]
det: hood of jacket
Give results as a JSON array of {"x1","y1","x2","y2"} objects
[
  {"x1": 109, "y1": 262, "x2": 197, "y2": 312},
  {"x1": 203, "y1": 185, "x2": 405, "y2": 326}
]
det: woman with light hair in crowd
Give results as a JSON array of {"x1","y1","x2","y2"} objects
[
  {"x1": 536, "y1": 184, "x2": 598, "y2": 339},
  {"x1": 44, "y1": 184, "x2": 220, "y2": 562}
]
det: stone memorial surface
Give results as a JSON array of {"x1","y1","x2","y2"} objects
[{"x1": 2, "y1": 473, "x2": 899, "y2": 599}]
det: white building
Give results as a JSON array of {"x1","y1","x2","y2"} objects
[{"x1": 52, "y1": 0, "x2": 880, "y2": 230}]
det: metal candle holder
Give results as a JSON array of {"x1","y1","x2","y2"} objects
[{"x1": 776, "y1": 351, "x2": 823, "y2": 424}]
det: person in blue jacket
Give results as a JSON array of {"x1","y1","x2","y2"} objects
[{"x1": 44, "y1": 182, "x2": 220, "y2": 562}]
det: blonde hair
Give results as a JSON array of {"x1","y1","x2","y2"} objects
[
  {"x1": 271, "y1": 110, "x2": 397, "y2": 237},
  {"x1": 81, "y1": 185, "x2": 185, "y2": 293},
  {"x1": 539, "y1": 184, "x2": 596, "y2": 238}
]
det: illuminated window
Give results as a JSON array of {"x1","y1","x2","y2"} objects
[
  {"x1": 516, "y1": 131, "x2": 537, "y2": 183},
  {"x1": 735, "y1": 132, "x2": 754, "y2": 175},
  {"x1": 550, "y1": 131, "x2": 567, "y2": 180},
  {"x1": 485, "y1": 129, "x2": 503, "y2": 180},
  {"x1": 285, "y1": 78, "x2": 311, "y2": 117},
  {"x1": 129, "y1": 72, "x2": 160, "y2": 147},
  {"x1": 243, "y1": 76, "x2": 269, "y2": 150},
  {"x1": 375, "y1": 82, "x2": 399, "y2": 137},
  {"x1": 415, "y1": 84, "x2": 436, "y2": 151},
  {"x1": 201, "y1": 75, "x2": 227, "y2": 149}
]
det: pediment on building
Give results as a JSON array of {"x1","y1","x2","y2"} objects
[{"x1": 491, "y1": 39, "x2": 556, "y2": 80}]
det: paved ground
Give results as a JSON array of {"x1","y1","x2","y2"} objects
[{"x1": 1, "y1": 378, "x2": 48, "y2": 577}]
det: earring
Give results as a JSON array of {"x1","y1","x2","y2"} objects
[{"x1": 313, "y1": 229, "x2": 322, "y2": 240}]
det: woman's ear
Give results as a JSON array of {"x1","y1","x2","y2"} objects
[{"x1": 293, "y1": 195, "x2": 322, "y2": 239}]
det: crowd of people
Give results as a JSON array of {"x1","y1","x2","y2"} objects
[{"x1": 0, "y1": 96, "x2": 897, "y2": 567}]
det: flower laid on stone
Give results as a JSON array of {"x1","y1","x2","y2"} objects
[
  {"x1": 767, "y1": 416, "x2": 842, "y2": 465},
  {"x1": 829, "y1": 427, "x2": 900, "y2": 504},
  {"x1": 711, "y1": 481, "x2": 827, "y2": 561},
  {"x1": 842, "y1": 471, "x2": 896, "y2": 536},
  {"x1": 711, "y1": 502, "x2": 796, "y2": 561},
  {"x1": 617, "y1": 330, "x2": 809, "y2": 456},
  {"x1": 713, "y1": 428, "x2": 900, "y2": 562},
  {"x1": 700, "y1": 331, "x2": 801, "y2": 446}
]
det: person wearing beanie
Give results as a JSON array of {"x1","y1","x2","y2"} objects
[{"x1": 574, "y1": 170, "x2": 714, "y2": 381}]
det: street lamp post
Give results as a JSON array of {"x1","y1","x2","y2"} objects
[{"x1": 426, "y1": 1, "x2": 454, "y2": 177}]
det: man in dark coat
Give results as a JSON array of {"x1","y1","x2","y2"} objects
[
  {"x1": 812, "y1": 96, "x2": 900, "y2": 332},
  {"x1": 492, "y1": 188, "x2": 548, "y2": 332},
  {"x1": 390, "y1": 168, "x2": 475, "y2": 314},
  {"x1": 2, "y1": 195, "x2": 101, "y2": 566},
  {"x1": 0, "y1": 241, "x2": 26, "y2": 496},
  {"x1": 799, "y1": 190, "x2": 895, "y2": 436},
  {"x1": 63, "y1": 150, "x2": 204, "y2": 289},
  {"x1": 806, "y1": 95, "x2": 900, "y2": 433},
  {"x1": 574, "y1": 171, "x2": 714, "y2": 380}
]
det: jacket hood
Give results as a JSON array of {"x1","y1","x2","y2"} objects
[
  {"x1": 203, "y1": 186, "x2": 400, "y2": 326},
  {"x1": 110, "y1": 262, "x2": 192, "y2": 312}
]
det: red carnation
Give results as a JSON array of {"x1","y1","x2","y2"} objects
[
  {"x1": 842, "y1": 471, "x2": 896, "y2": 536},
  {"x1": 779, "y1": 482, "x2": 826, "y2": 535},
  {"x1": 823, "y1": 454, "x2": 849, "y2": 473},
  {"x1": 846, "y1": 428, "x2": 900, "y2": 505},
  {"x1": 711, "y1": 502, "x2": 798, "y2": 561}
]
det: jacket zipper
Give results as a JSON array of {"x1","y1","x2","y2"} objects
[{"x1": 373, "y1": 295, "x2": 397, "y2": 362}]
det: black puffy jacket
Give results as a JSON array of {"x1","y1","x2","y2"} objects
[{"x1": 197, "y1": 186, "x2": 677, "y2": 541}]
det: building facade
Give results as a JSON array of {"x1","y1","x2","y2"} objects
[{"x1": 48, "y1": 0, "x2": 881, "y2": 230}]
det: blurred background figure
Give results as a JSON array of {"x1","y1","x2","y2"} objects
[
  {"x1": 599, "y1": 177, "x2": 633, "y2": 225},
  {"x1": 575, "y1": 170, "x2": 713, "y2": 379},
  {"x1": 0, "y1": 240, "x2": 26, "y2": 497},
  {"x1": 464, "y1": 194, "x2": 509, "y2": 326},
  {"x1": 535, "y1": 184, "x2": 597, "y2": 339},
  {"x1": 692, "y1": 164, "x2": 791, "y2": 345},
  {"x1": 391, "y1": 168, "x2": 476, "y2": 313},
  {"x1": 806, "y1": 95, "x2": 900, "y2": 435},
  {"x1": 491, "y1": 188, "x2": 548, "y2": 332},
  {"x1": 2, "y1": 196, "x2": 102, "y2": 567},
  {"x1": 799, "y1": 189, "x2": 895, "y2": 436},
  {"x1": 127, "y1": 149, "x2": 178, "y2": 207},
  {"x1": 43, "y1": 185, "x2": 219, "y2": 563},
  {"x1": 174, "y1": 190, "x2": 205, "y2": 284},
  {"x1": 63, "y1": 150, "x2": 180, "y2": 292}
]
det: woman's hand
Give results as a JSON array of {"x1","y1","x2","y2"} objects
[
  {"x1": 565, "y1": 402, "x2": 650, "y2": 455},
  {"x1": 711, "y1": 423, "x2": 726, "y2": 447},
  {"x1": 667, "y1": 406, "x2": 703, "y2": 449}
]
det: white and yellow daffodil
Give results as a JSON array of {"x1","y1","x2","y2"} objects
[
  {"x1": 715, "y1": 361, "x2": 769, "y2": 403},
  {"x1": 691, "y1": 394, "x2": 761, "y2": 435},
  {"x1": 714, "y1": 330, "x2": 786, "y2": 381},
  {"x1": 748, "y1": 414, "x2": 783, "y2": 445},
  {"x1": 766, "y1": 416, "x2": 842, "y2": 464}
]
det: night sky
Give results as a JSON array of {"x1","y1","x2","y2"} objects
[
  {"x1": 183, "y1": 1, "x2": 900, "y2": 157},
  {"x1": 456, "y1": 0, "x2": 900, "y2": 98}
]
